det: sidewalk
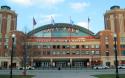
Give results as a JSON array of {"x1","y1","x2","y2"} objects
[
  {"x1": 32, "y1": 75, "x2": 97, "y2": 78},
  {"x1": 31, "y1": 70, "x2": 98, "y2": 78}
]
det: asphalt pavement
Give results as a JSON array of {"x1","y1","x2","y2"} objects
[{"x1": 0, "y1": 69, "x2": 125, "y2": 78}]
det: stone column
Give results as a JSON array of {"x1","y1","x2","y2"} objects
[{"x1": 70, "y1": 58, "x2": 72, "y2": 67}]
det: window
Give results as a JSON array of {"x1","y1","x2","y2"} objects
[
  {"x1": 95, "y1": 44, "x2": 99, "y2": 48},
  {"x1": 4, "y1": 45, "x2": 8, "y2": 49},
  {"x1": 91, "y1": 51, "x2": 95, "y2": 55},
  {"x1": 86, "y1": 51, "x2": 89, "y2": 55},
  {"x1": 46, "y1": 45, "x2": 51, "y2": 48},
  {"x1": 105, "y1": 36, "x2": 108, "y2": 41},
  {"x1": 66, "y1": 45, "x2": 70, "y2": 48},
  {"x1": 62, "y1": 45, "x2": 70, "y2": 48},
  {"x1": 38, "y1": 45, "x2": 41, "y2": 48},
  {"x1": 47, "y1": 51, "x2": 50, "y2": 55},
  {"x1": 5, "y1": 38, "x2": 9, "y2": 43},
  {"x1": 43, "y1": 45, "x2": 47, "y2": 48},
  {"x1": 91, "y1": 45, "x2": 94, "y2": 48},
  {"x1": 76, "y1": 51, "x2": 80, "y2": 54},
  {"x1": 105, "y1": 36, "x2": 109, "y2": 44},
  {"x1": 121, "y1": 37, "x2": 125, "y2": 42},
  {"x1": 62, "y1": 45, "x2": 65, "y2": 48},
  {"x1": 62, "y1": 51, "x2": 66, "y2": 55},
  {"x1": 95, "y1": 51, "x2": 100, "y2": 55},
  {"x1": 81, "y1": 45, "x2": 85, "y2": 48},
  {"x1": 106, "y1": 44, "x2": 109, "y2": 48},
  {"x1": 71, "y1": 45, "x2": 76, "y2": 48},
  {"x1": 72, "y1": 51, "x2": 76, "y2": 54},
  {"x1": 57, "y1": 45, "x2": 60, "y2": 49},
  {"x1": 76, "y1": 45, "x2": 79, "y2": 48},
  {"x1": 56, "y1": 51, "x2": 60, "y2": 55},
  {"x1": 66, "y1": 51, "x2": 70, "y2": 54},
  {"x1": 53, "y1": 51, "x2": 56, "y2": 55},
  {"x1": 122, "y1": 50, "x2": 125, "y2": 56},
  {"x1": 81, "y1": 51, "x2": 85, "y2": 54},
  {"x1": 53, "y1": 45, "x2": 56, "y2": 49},
  {"x1": 106, "y1": 51, "x2": 109, "y2": 56},
  {"x1": 85, "y1": 45, "x2": 89, "y2": 48},
  {"x1": 121, "y1": 45, "x2": 125, "y2": 48}
]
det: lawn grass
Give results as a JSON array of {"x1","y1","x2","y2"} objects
[
  {"x1": 93, "y1": 74, "x2": 125, "y2": 78},
  {"x1": 0, "y1": 75, "x2": 34, "y2": 78}
]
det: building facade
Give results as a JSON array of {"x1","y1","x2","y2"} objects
[
  {"x1": 104, "y1": 5, "x2": 125, "y2": 65},
  {"x1": 0, "y1": 6, "x2": 25, "y2": 69},
  {"x1": 27, "y1": 23, "x2": 101, "y2": 68},
  {"x1": 0, "y1": 5, "x2": 125, "y2": 69}
]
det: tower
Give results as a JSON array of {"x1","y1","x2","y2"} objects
[
  {"x1": 104, "y1": 5, "x2": 125, "y2": 34},
  {"x1": 104, "y1": 5, "x2": 125, "y2": 63},
  {"x1": 0, "y1": 5, "x2": 17, "y2": 34},
  {"x1": 0, "y1": 5, "x2": 17, "y2": 56}
]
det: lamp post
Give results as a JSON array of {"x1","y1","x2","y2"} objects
[
  {"x1": 114, "y1": 33, "x2": 119, "y2": 78},
  {"x1": 10, "y1": 34, "x2": 15, "y2": 78}
]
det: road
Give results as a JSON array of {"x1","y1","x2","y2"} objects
[{"x1": 0, "y1": 69, "x2": 125, "y2": 78}]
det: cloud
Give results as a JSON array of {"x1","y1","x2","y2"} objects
[
  {"x1": 40, "y1": 14, "x2": 56, "y2": 24},
  {"x1": 70, "y1": 2, "x2": 89, "y2": 10},
  {"x1": 77, "y1": 21, "x2": 89, "y2": 29},
  {"x1": 39, "y1": 0, "x2": 64, "y2": 6},
  {"x1": 44, "y1": 14, "x2": 59, "y2": 19},
  {"x1": 34, "y1": 13, "x2": 61, "y2": 25},
  {"x1": 9, "y1": 0, "x2": 32, "y2": 6},
  {"x1": 8, "y1": 0, "x2": 64, "y2": 7}
]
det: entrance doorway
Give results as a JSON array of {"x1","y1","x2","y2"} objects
[
  {"x1": 54, "y1": 59, "x2": 70, "y2": 68},
  {"x1": 34, "y1": 60, "x2": 51, "y2": 68},
  {"x1": 72, "y1": 59, "x2": 89, "y2": 68},
  {"x1": 106, "y1": 62, "x2": 110, "y2": 67},
  {"x1": 1, "y1": 61, "x2": 8, "y2": 68}
]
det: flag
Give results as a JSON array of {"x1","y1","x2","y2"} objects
[
  {"x1": 51, "y1": 16, "x2": 55, "y2": 25},
  {"x1": 88, "y1": 17, "x2": 90, "y2": 30},
  {"x1": 33, "y1": 17, "x2": 37, "y2": 26},
  {"x1": 88, "y1": 17, "x2": 90, "y2": 23},
  {"x1": 70, "y1": 16, "x2": 74, "y2": 26}
]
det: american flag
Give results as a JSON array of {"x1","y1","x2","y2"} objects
[
  {"x1": 70, "y1": 16, "x2": 74, "y2": 26},
  {"x1": 51, "y1": 16, "x2": 55, "y2": 25},
  {"x1": 33, "y1": 17, "x2": 37, "y2": 26}
]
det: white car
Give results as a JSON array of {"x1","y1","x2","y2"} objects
[
  {"x1": 18, "y1": 66, "x2": 35, "y2": 70},
  {"x1": 118, "y1": 64, "x2": 125, "y2": 69},
  {"x1": 93, "y1": 65, "x2": 110, "y2": 69}
]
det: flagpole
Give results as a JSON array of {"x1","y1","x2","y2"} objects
[
  {"x1": 50, "y1": 16, "x2": 55, "y2": 68},
  {"x1": 33, "y1": 17, "x2": 34, "y2": 30},
  {"x1": 33, "y1": 25, "x2": 34, "y2": 30},
  {"x1": 69, "y1": 16, "x2": 73, "y2": 68}
]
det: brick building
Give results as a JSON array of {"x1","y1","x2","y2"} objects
[{"x1": 0, "y1": 5, "x2": 125, "y2": 69}]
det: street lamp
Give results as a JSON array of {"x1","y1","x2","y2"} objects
[
  {"x1": 114, "y1": 33, "x2": 119, "y2": 78},
  {"x1": 10, "y1": 34, "x2": 15, "y2": 78}
]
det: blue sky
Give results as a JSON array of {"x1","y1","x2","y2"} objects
[{"x1": 1, "y1": 0, "x2": 125, "y2": 33}]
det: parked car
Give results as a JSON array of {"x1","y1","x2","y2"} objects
[
  {"x1": 18, "y1": 66, "x2": 35, "y2": 70},
  {"x1": 93, "y1": 65, "x2": 110, "y2": 69},
  {"x1": 118, "y1": 64, "x2": 125, "y2": 69}
]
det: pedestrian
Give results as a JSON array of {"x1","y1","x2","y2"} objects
[{"x1": 58, "y1": 67, "x2": 61, "y2": 70}]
